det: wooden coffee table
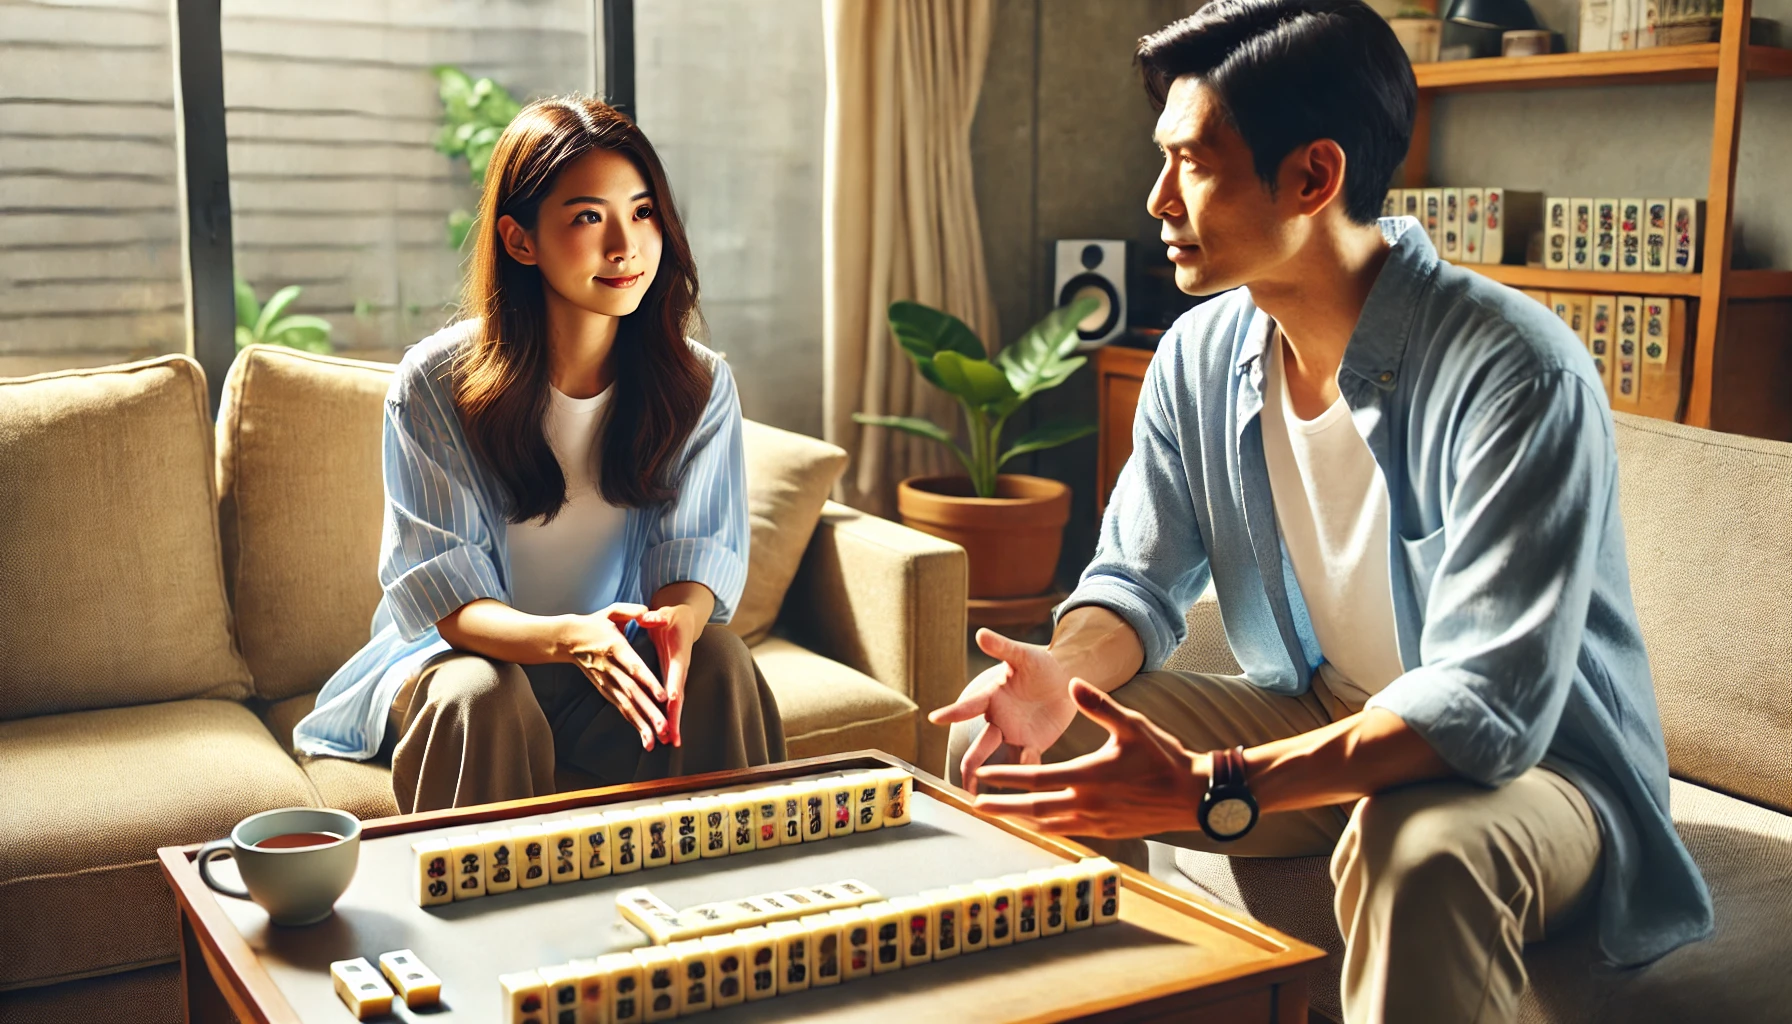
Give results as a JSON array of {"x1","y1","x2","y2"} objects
[{"x1": 159, "y1": 752, "x2": 1322, "y2": 1022}]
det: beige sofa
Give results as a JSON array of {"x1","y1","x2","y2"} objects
[
  {"x1": 1164, "y1": 412, "x2": 1792, "y2": 1023},
  {"x1": 0, "y1": 347, "x2": 966, "y2": 1021}
]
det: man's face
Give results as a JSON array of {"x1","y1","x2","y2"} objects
[{"x1": 1148, "y1": 77, "x2": 1302, "y2": 296}]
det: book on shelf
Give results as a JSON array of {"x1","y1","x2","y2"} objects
[
  {"x1": 1614, "y1": 295, "x2": 1643, "y2": 410},
  {"x1": 1587, "y1": 294, "x2": 1617, "y2": 395},
  {"x1": 1570, "y1": 198, "x2": 1594, "y2": 272},
  {"x1": 1463, "y1": 188, "x2": 1484, "y2": 263},
  {"x1": 1670, "y1": 198, "x2": 1705, "y2": 273},
  {"x1": 1482, "y1": 188, "x2": 1542, "y2": 266},
  {"x1": 1594, "y1": 198, "x2": 1619, "y2": 273},
  {"x1": 1441, "y1": 187, "x2": 1463, "y2": 262},
  {"x1": 1545, "y1": 197, "x2": 1570, "y2": 270},
  {"x1": 1643, "y1": 198, "x2": 1670, "y2": 273},
  {"x1": 1580, "y1": 0, "x2": 1614, "y2": 51},
  {"x1": 1638, "y1": 296, "x2": 1687, "y2": 419},
  {"x1": 1618, "y1": 198, "x2": 1643, "y2": 273}
]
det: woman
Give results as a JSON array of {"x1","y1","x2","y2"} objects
[{"x1": 294, "y1": 96, "x2": 784, "y2": 812}]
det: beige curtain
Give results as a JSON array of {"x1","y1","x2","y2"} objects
[{"x1": 822, "y1": 0, "x2": 998, "y2": 517}]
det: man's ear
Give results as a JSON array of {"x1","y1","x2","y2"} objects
[
  {"x1": 496, "y1": 214, "x2": 538, "y2": 266},
  {"x1": 1285, "y1": 139, "x2": 1347, "y2": 217}
]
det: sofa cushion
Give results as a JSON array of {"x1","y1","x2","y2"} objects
[
  {"x1": 217, "y1": 345, "x2": 395, "y2": 701},
  {"x1": 0, "y1": 700, "x2": 317, "y2": 989},
  {"x1": 1611, "y1": 413, "x2": 1792, "y2": 815},
  {"x1": 0, "y1": 961, "x2": 182, "y2": 1024},
  {"x1": 731, "y1": 422, "x2": 849, "y2": 645},
  {"x1": 751, "y1": 636, "x2": 917, "y2": 761},
  {"x1": 1172, "y1": 778, "x2": 1792, "y2": 1023},
  {"x1": 259, "y1": 692, "x2": 402, "y2": 822},
  {"x1": 0, "y1": 356, "x2": 252, "y2": 720}
]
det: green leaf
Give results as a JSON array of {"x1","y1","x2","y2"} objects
[
  {"x1": 233, "y1": 275, "x2": 259, "y2": 332},
  {"x1": 888, "y1": 301, "x2": 986, "y2": 362},
  {"x1": 998, "y1": 419, "x2": 1098, "y2": 466},
  {"x1": 932, "y1": 351, "x2": 1017, "y2": 410},
  {"x1": 268, "y1": 314, "x2": 332, "y2": 337},
  {"x1": 851, "y1": 413, "x2": 974, "y2": 476},
  {"x1": 235, "y1": 324, "x2": 255, "y2": 351},
  {"x1": 995, "y1": 295, "x2": 1099, "y2": 400},
  {"x1": 254, "y1": 285, "x2": 302, "y2": 339}
]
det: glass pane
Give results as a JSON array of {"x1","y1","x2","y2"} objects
[
  {"x1": 0, "y1": 0, "x2": 188, "y2": 377},
  {"x1": 220, "y1": 0, "x2": 598, "y2": 363},
  {"x1": 636, "y1": 0, "x2": 825, "y2": 435}
]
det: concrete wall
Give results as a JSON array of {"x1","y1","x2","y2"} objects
[
  {"x1": 972, "y1": 0, "x2": 1792, "y2": 586},
  {"x1": 636, "y1": 0, "x2": 826, "y2": 437}
]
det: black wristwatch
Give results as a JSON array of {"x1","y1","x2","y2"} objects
[{"x1": 1198, "y1": 745, "x2": 1259, "y2": 842}]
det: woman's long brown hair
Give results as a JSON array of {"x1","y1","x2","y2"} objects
[{"x1": 453, "y1": 96, "x2": 709, "y2": 520}]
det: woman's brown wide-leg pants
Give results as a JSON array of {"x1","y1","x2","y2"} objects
[{"x1": 387, "y1": 624, "x2": 784, "y2": 813}]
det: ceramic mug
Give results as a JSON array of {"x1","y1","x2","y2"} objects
[{"x1": 197, "y1": 807, "x2": 361, "y2": 925}]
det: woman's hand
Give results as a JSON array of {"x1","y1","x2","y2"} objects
[
  {"x1": 928, "y1": 629, "x2": 1083, "y2": 795},
  {"x1": 563, "y1": 603, "x2": 667, "y2": 750},
  {"x1": 971, "y1": 679, "x2": 1208, "y2": 838},
  {"x1": 638, "y1": 601, "x2": 704, "y2": 748}
]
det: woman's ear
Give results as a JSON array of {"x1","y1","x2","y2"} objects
[{"x1": 496, "y1": 214, "x2": 538, "y2": 266}]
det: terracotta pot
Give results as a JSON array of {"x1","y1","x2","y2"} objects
[{"x1": 897, "y1": 474, "x2": 1072, "y2": 599}]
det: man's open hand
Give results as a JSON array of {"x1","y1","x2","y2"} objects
[
  {"x1": 972, "y1": 678, "x2": 1209, "y2": 838},
  {"x1": 928, "y1": 629, "x2": 1082, "y2": 795}
]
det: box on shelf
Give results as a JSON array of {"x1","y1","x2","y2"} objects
[
  {"x1": 1442, "y1": 187, "x2": 1463, "y2": 262},
  {"x1": 1670, "y1": 198, "x2": 1705, "y2": 273},
  {"x1": 1463, "y1": 188, "x2": 1484, "y2": 262},
  {"x1": 1618, "y1": 198, "x2": 1644, "y2": 273},
  {"x1": 1594, "y1": 198, "x2": 1619, "y2": 273},
  {"x1": 1545, "y1": 197, "x2": 1571, "y2": 270}
]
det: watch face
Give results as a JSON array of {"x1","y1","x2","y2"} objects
[{"x1": 1207, "y1": 798, "x2": 1254, "y2": 838}]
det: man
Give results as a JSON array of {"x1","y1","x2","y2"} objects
[{"x1": 932, "y1": 1, "x2": 1712, "y2": 1020}]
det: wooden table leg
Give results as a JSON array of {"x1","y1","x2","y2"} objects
[{"x1": 180, "y1": 908, "x2": 237, "y2": 1023}]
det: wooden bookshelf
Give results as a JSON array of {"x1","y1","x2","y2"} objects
[
  {"x1": 1403, "y1": 0, "x2": 1791, "y2": 439},
  {"x1": 1412, "y1": 42, "x2": 1792, "y2": 92}
]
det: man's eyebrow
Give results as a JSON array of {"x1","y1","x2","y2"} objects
[
  {"x1": 1154, "y1": 133, "x2": 1204, "y2": 153},
  {"x1": 561, "y1": 190, "x2": 653, "y2": 206}
]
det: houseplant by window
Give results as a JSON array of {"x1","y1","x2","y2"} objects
[{"x1": 853, "y1": 297, "x2": 1098, "y2": 599}]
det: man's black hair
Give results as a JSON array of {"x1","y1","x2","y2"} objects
[{"x1": 1136, "y1": 0, "x2": 1416, "y2": 225}]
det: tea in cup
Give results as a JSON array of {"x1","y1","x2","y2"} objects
[{"x1": 197, "y1": 807, "x2": 360, "y2": 925}]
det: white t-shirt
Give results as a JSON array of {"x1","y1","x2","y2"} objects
[
  {"x1": 505, "y1": 384, "x2": 627, "y2": 616},
  {"x1": 1259, "y1": 329, "x2": 1406, "y2": 709}
]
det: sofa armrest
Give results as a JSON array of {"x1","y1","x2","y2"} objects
[
  {"x1": 779, "y1": 501, "x2": 966, "y2": 774},
  {"x1": 1162, "y1": 585, "x2": 1243, "y2": 677}
]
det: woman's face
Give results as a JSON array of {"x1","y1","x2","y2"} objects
[{"x1": 498, "y1": 147, "x2": 662, "y2": 318}]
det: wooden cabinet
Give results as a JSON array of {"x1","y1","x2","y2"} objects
[{"x1": 1095, "y1": 345, "x2": 1154, "y2": 518}]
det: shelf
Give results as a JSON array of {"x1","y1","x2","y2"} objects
[
  {"x1": 1728, "y1": 270, "x2": 1792, "y2": 299},
  {"x1": 1413, "y1": 43, "x2": 1792, "y2": 93},
  {"x1": 1456, "y1": 262, "x2": 1704, "y2": 296}
]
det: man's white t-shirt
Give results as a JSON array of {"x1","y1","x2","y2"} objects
[
  {"x1": 505, "y1": 384, "x2": 627, "y2": 616},
  {"x1": 1259, "y1": 329, "x2": 1406, "y2": 709}
]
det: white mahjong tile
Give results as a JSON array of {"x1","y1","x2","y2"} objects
[
  {"x1": 412, "y1": 838, "x2": 453, "y2": 907},
  {"x1": 702, "y1": 930, "x2": 747, "y2": 1007},
  {"x1": 331, "y1": 957, "x2": 393, "y2": 1020},
  {"x1": 770, "y1": 919, "x2": 810, "y2": 992},
  {"x1": 616, "y1": 887, "x2": 681, "y2": 945},
  {"x1": 826, "y1": 776, "x2": 857, "y2": 837},
  {"x1": 498, "y1": 969, "x2": 546, "y2": 1024},
  {"x1": 483, "y1": 828, "x2": 519, "y2": 894},
  {"x1": 663, "y1": 799, "x2": 701, "y2": 865},
  {"x1": 377, "y1": 949, "x2": 441, "y2": 1008},
  {"x1": 877, "y1": 768, "x2": 913, "y2": 826},
  {"x1": 865, "y1": 901, "x2": 903, "y2": 974},
  {"x1": 511, "y1": 823, "x2": 551, "y2": 889},
  {"x1": 803, "y1": 912, "x2": 845, "y2": 986},
  {"x1": 637, "y1": 805, "x2": 672, "y2": 870},
  {"x1": 776, "y1": 783, "x2": 804, "y2": 846},
  {"x1": 727, "y1": 793, "x2": 758, "y2": 854},
  {"x1": 605, "y1": 810, "x2": 643, "y2": 875},
  {"x1": 1004, "y1": 872, "x2": 1041, "y2": 942},
  {"x1": 748, "y1": 787, "x2": 781, "y2": 848},
  {"x1": 1085, "y1": 856, "x2": 1122, "y2": 924},
  {"x1": 831, "y1": 905, "x2": 875, "y2": 980},
  {"x1": 922, "y1": 888, "x2": 960, "y2": 960},
  {"x1": 565, "y1": 957, "x2": 608, "y2": 1024},
  {"x1": 735, "y1": 925, "x2": 779, "y2": 1001},
  {"x1": 448, "y1": 834, "x2": 486, "y2": 900},
  {"x1": 979, "y1": 877, "x2": 1016, "y2": 947},
  {"x1": 548, "y1": 820, "x2": 582, "y2": 883},
  {"x1": 538, "y1": 962, "x2": 582, "y2": 1024},
  {"x1": 1064, "y1": 863, "x2": 1096, "y2": 930},
  {"x1": 952, "y1": 883, "x2": 990, "y2": 952},
  {"x1": 632, "y1": 945, "x2": 678, "y2": 1023},
  {"x1": 597, "y1": 952, "x2": 644, "y2": 1023},
  {"x1": 800, "y1": 782, "x2": 830, "y2": 842},
  {"x1": 695, "y1": 796, "x2": 730, "y2": 859},
  {"x1": 572, "y1": 814, "x2": 613, "y2": 879},
  {"x1": 848, "y1": 770, "x2": 885, "y2": 832},
  {"x1": 1029, "y1": 867, "x2": 1067, "y2": 936},
  {"x1": 894, "y1": 895, "x2": 934, "y2": 967},
  {"x1": 668, "y1": 939, "x2": 714, "y2": 1016}
]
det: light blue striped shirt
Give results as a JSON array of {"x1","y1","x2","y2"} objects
[
  {"x1": 293, "y1": 319, "x2": 749, "y2": 760},
  {"x1": 1068, "y1": 218, "x2": 1711, "y2": 967}
]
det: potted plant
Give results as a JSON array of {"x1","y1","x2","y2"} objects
[{"x1": 853, "y1": 297, "x2": 1099, "y2": 599}]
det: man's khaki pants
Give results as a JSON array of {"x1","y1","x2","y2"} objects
[
  {"x1": 388, "y1": 624, "x2": 785, "y2": 813},
  {"x1": 945, "y1": 668, "x2": 1604, "y2": 1024}
]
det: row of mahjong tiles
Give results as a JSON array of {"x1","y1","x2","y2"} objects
[
  {"x1": 499, "y1": 858, "x2": 1123, "y2": 1024},
  {"x1": 414, "y1": 769, "x2": 913, "y2": 906}
]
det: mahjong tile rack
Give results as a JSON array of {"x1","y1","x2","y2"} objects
[{"x1": 158, "y1": 751, "x2": 1323, "y2": 1023}]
